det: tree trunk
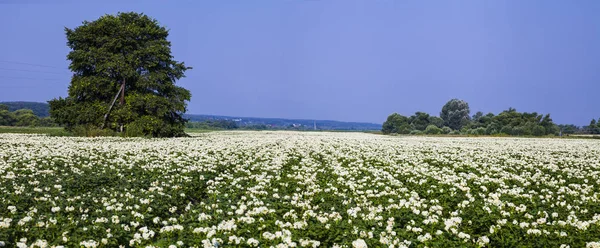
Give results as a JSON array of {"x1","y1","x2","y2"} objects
[{"x1": 101, "y1": 80, "x2": 125, "y2": 130}]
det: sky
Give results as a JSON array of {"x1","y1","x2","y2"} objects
[{"x1": 0, "y1": 1, "x2": 598, "y2": 125}]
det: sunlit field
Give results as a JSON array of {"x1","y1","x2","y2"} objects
[{"x1": 1, "y1": 132, "x2": 600, "y2": 247}]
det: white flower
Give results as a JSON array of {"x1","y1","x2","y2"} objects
[
  {"x1": 80, "y1": 240, "x2": 98, "y2": 248},
  {"x1": 587, "y1": 242, "x2": 600, "y2": 248},
  {"x1": 352, "y1": 239, "x2": 368, "y2": 248},
  {"x1": 247, "y1": 238, "x2": 260, "y2": 247}
]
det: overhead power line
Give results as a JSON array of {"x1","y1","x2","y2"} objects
[
  {"x1": 0, "y1": 67, "x2": 71, "y2": 75},
  {"x1": 0, "y1": 60, "x2": 69, "y2": 70}
]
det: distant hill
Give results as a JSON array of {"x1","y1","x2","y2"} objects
[
  {"x1": 185, "y1": 114, "x2": 382, "y2": 131},
  {"x1": 0, "y1": 101, "x2": 50, "y2": 117},
  {"x1": 0, "y1": 101, "x2": 382, "y2": 130}
]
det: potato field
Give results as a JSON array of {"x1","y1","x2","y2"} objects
[{"x1": 1, "y1": 132, "x2": 600, "y2": 247}]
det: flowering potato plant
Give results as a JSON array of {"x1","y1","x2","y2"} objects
[{"x1": 1, "y1": 132, "x2": 600, "y2": 247}]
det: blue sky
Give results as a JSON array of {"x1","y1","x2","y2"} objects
[{"x1": 0, "y1": 1, "x2": 598, "y2": 125}]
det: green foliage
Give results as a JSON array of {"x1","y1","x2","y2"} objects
[
  {"x1": 38, "y1": 117, "x2": 57, "y2": 127},
  {"x1": 0, "y1": 108, "x2": 44, "y2": 127},
  {"x1": 558, "y1": 124, "x2": 579, "y2": 135},
  {"x1": 500, "y1": 126, "x2": 513, "y2": 135},
  {"x1": 0, "y1": 102, "x2": 50, "y2": 117},
  {"x1": 0, "y1": 104, "x2": 8, "y2": 111},
  {"x1": 424, "y1": 124, "x2": 442, "y2": 134},
  {"x1": 428, "y1": 116, "x2": 444, "y2": 128},
  {"x1": 49, "y1": 12, "x2": 191, "y2": 137},
  {"x1": 468, "y1": 127, "x2": 486, "y2": 135},
  {"x1": 532, "y1": 125, "x2": 546, "y2": 136},
  {"x1": 0, "y1": 126, "x2": 70, "y2": 136},
  {"x1": 382, "y1": 113, "x2": 411, "y2": 134},
  {"x1": 588, "y1": 119, "x2": 600, "y2": 134},
  {"x1": 15, "y1": 113, "x2": 39, "y2": 127},
  {"x1": 383, "y1": 100, "x2": 562, "y2": 137},
  {"x1": 186, "y1": 120, "x2": 239, "y2": 130},
  {"x1": 409, "y1": 112, "x2": 431, "y2": 131},
  {"x1": 450, "y1": 130, "x2": 461, "y2": 135},
  {"x1": 440, "y1": 99, "x2": 471, "y2": 130},
  {"x1": 0, "y1": 110, "x2": 16, "y2": 126},
  {"x1": 490, "y1": 109, "x2": 557, "y2": 136},
  {"x1": 441, "y1": 126, "x2": 452, "y2": 134},
  {"x1": 71, "y1": 125, "x2": 117, "y2": 137},
  {"x1": 409, "y1": 130, "x2": 422, "y2": 135}
]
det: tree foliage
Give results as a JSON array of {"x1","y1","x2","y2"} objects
[
  {"x1": 0, "y1": 108, "x2": 45, "y2": 127},
  {"x1": 186, "y1": 120, "x2": 239, "y2": 130},
  {"x1": 382, "y1": 113, "x2": 411, "y2": 134},
  {"x1": 424, "y1": 124, "x2": 442, "y2": 134},
  {"x1": 382, "y1": 99, "x2": 566, "y2": 136},
  {"x1": 587, "y1": 119, "x2": 600, "y2": 134},
  {"x1": 440, "y1": 99, "x2": 471, "y2": 130},
  {"x1": 49, "y1": 12, "x2": 191, "y2": 137},
  {"x1": 0, "y1": 102, "x2": 50, "y2": 117},
  {"x1": 409, "y1": 112, "x2": 431, "y2": 131}
]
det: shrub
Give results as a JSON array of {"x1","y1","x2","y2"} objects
[
  {"x1": 532, "y1": 125, "x2": 546, "y2": 136},
  {"x1": 441, "y1": 126, "x2": 452, "y2": 134},
  {"x1": 410, "y1": 130, "x2": 423, "y2": 135},
  {"x1": 72, "y1": 125, "x2": 117, "y2": 137},
  {"x1": 425, "y1": 125, "x2": 442, "y2": 135}
]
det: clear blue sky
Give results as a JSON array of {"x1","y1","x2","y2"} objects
[{"x1": 0, "y1": 1, "x2": 598, "y2": 125}]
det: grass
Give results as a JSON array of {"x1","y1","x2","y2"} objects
[
  {"x1": 0, "y1": 126, "x2": 216, "y2": 137},
  {"x1": 184, "y1": 128, "x2": 217, "y2": 134},
  {"x1": 0, "y1": 126, "x2": 70, "y2": 136}
]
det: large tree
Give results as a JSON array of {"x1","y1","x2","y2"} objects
[
  {"x1": 440, "y1": 99, "x2": 471, "y2": 130},
  {"x1": 49, "y1": 12, "x2": 191, "y2": 137},
  {"x1": 382, "y1": 113, "x2": 411, "y2": 134},
  {"x1": 409, "y1": 111, "x2": 431, "y2": 131}
]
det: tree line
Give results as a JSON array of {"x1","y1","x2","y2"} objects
[
  {"x1": 0, "y1": 104, "x2": 56, "y2": 127},
  {"x1": 383, "y1": 99, "x2": 598, "y2": 136}
]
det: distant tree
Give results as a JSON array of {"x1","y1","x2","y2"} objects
[
  {"x1": 16, "y1": 114, "x2": 39, "y2": 127},
  {"x1": 589, "y1": 119, "x2": 600, "y2": 134},
  {"x1": 428, "y1": 116, "x2": 444, "y2": 128},
  {"x1": 38, "y1": 117, "x2": 57, "y2": 127},
  {"x1": 49, "y1": 12, "x2": 191, "y2": 137},
  {"x1": 500, "y1": 126, "x2": 513, "y2": 135},
  {"x1": 441, "y1": 126, "x2": 452, "y2": 134},
  {"x1": 0, "y1": 104, "x2": 8, "y2": 111},
  {"x1": 532, "y1": 125, "x2": 546, "y2": 136},
  {"x1": 409, "y1": 112, "x2": 431, "y2": 131},
  {"x1": 424, "y1": 124, "x2": 442, "y2": 134},
  {"x1": 472, "y1": 111, "x2": 483, "y2": 121},
  {"x1": 0, "y1": 102, "x2": 50, "y2": 117},
  {"x1": 409, "y1": 130, "x2": 423, "y2": 135},
  {"x1": 540, "y1": 114, "x2": 558, "y2": 135},
  {"x1": 485, "y1": 122, "x2": 501, "y2": 135},
  {"x1": 558, "y1": 124, "x2": 579, "y2": 135},
  {"x1": 467, "y1": 127, "x2": 485, "y2": 135},
  {"x1": 13, "y1": 109, "x2": 39, "y2": 126},
  {"x1": 440, "y1": 99, "x2": 471, "y2": 130},
  {"x1": 13, "y1": 109, "x2": 35, "y2": 117},
  {"x1": 0, "y1": 110, "x2": 16, "y2": 126},
  {"x1": 382, "y1": 113, "x2": 411, "y2": 134}
]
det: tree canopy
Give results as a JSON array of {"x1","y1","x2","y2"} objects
[
  {"x1": 440, "y1": 99, "x2": 471, "y2": 130},
  {"x1": 382, "y1": 99, "x2": 567, "y2": 136},
  {"x1": 0, "y1": 102, "x2": 50, "y2": 117},
  {"x1": 49, "y1": 12, "x2": 191, "y2": 137},
  {"x1": 382, "y1": 113, "x2": 411, "y2": 134}
]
